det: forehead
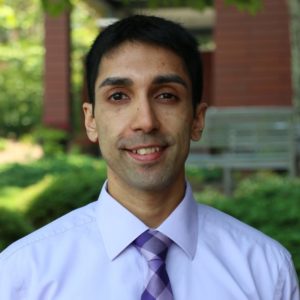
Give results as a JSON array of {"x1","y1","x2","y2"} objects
[
  {"x1": 97, "y1": 41, "x2": 189, "y2": 79},
  {"x1": 104, "y1": 41, "x2": 180, "y2": 60}
]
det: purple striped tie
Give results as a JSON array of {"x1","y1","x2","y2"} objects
[{"x1": 134, "y1": 230, "x2": 174, "y2": 300}]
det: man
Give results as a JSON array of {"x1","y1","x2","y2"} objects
[{"x1": 0, "y1": 15, "x2": 299, "y2": 299}]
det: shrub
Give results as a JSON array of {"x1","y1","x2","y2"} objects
[
  {"x1": 0, "y1": 207, "x2": 33, "y2": 251},
  {"x1": 186, "y1": 167, "x2": 222, "y2": 183},
  {"x1": 30, "y1": 127, "x2": 68, "y2": 156},
  {"x1": 25, "y1": 169, "x2": 106, "y2": 229},
  {"x1": 0, "y1": 45, "x2": 43, "y2": 137},
  {"x1": 194, "y1": 186, "x2": 229, "y2": 205},
  {"x1": 0, "y1": 154, "x2": 105, "y2": 188},
  {"x1": 0, "y1": 154, "x2": 106, "y2": 245}
]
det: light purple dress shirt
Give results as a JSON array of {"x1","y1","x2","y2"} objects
[{"x1": 0, "y1": 181, "x2": 299, "y2": 299}]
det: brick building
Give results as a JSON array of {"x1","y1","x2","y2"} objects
[
  {"x1": 213, "y1": 0, "x2": 292, "y2": 107},
  {"x1": 42, "y1": 0, "x2": 292, "y2": 130},
  {"x1": 43, "y1": 12, "x2": 71, "y2": 130}
]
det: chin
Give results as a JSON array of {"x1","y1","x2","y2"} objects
[{"x1": 126, "y1": 172, "x2": 181, "y2": 192}]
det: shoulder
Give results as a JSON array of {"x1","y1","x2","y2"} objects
[
  {"x1": 196, "y1": 203, "x2": 291, "y2": 260},
  {"x1": 0, "y1": 202, "x2": 97, "y2": 262},
  {"x1": 194, "y1": 203, "x2": 300, "y2": 295},
  {"x1": 0, "y1": 202, "x2": 103, "y2": 298}
]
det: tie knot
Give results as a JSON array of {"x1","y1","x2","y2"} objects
[{"x1": 134, "y1": 230, "x2": 172, "y2": 262}]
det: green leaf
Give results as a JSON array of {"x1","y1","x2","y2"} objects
[
  {"x1": 41, "y1": 0, "x2": 72, "y2": 16},
  {"x1": 224, "y1": 0, "x2": 263, "y2": 14}
]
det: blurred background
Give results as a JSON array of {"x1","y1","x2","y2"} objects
[{"x1": 0, "y1": 0, "x2": 299, "y2": 277}]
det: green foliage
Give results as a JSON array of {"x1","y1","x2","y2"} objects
[
  {"x1": 0, "y1": 163, "x2": 46, "y2": 188},
  {"x1": 231, "y1": 172, "x2": 300, "y2": 228},
  {"x1": 39, "y1": 0, "x2": 213, "y2": 14},
  {"x1": 38, "y1": 0, "x2": 264, "y2": 15},
  {"x1": 0, "y1": 153, "x2": 106, "y2": 231},
  {"x1": 146, "y1": 0, "x2": 212, "y2": 10},
  {"x1": 0, "y1": 207, "x2": 33, "y2": 251},
  {"x1": 194, "y1": 186, "x2": 229, "y2": 204},
  {"x1": 30, "y1": 127, "x2": 68, "y2": 156},
  {"x1": 25, "y1": 169, "x2": 105, "y2": 228},
  {"x1": 0, "y1": 0, "x2": 43, "y2": 42},
  {"x1": 0, "y1": 0, "x2": 97, "y2": 137},
  {"x1": 0, "y1": 0, "x2": 43, "y2": 137},
  {"x1": 0, "y1": 138, "x2": 7, "y2": 151},
  {"x1": 224, "y1": 0, "x2": 262, "y2": 14},
  {"x1": 0, "y1": 45, "x2": 43, "y2": 137},
  {"x1": 41, "y1": 0, "x2": 72, "y2": 16},
  {"x1": 0, "y1": 154, "x2": 104, "y2": 188},
  {"x1": 123, "y1": 0, "x2": 261, "y2": 13},
  {"x1": 187, "y1": 166, "x2": 222, "y2": 183},
  {"x1": 71, "y1": 1, "x2": 98, "y2": 132}
]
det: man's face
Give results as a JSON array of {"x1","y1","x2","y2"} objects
[{"x1": 83, "y1": 41, "x2": 205, "y2": 193}]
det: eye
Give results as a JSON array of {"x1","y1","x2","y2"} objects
[
  {"x1": 156, "y1": 92, "x2": 178, "y2": 102},
  {"x1": 108, "y1": 92, "x2": 129, "y2": 102}
]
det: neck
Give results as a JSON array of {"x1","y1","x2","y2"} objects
[{"x1": 107, "y1": 177, "x2": 186, "y2": 228}]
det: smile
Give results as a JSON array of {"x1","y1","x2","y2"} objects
[
  {"x1": 126, "y1": 145, "x2": 166, "y2": 162},
  {"x1": 131, "y1": 147, "x2": 161, "y2": 155}
]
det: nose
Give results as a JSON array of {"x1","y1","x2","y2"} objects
[{"x1": 130, "y1": 99, "x2": 160, "y2": 133}]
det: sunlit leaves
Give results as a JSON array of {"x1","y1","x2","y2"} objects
[
  {"x1": 0, "y1": 0, "x2": 43, "y2": 136},
  {"x1": 41, "y1": 0, "x2": 72, "y2": 15},
  {"x1": 0, "y1": 5, "x2": 17, "y2": 29},
  {"x1": 34, "y1": 0, "x2": 264, "y2": 15},
  {"x1": 224, "y1": 0, "x2": 262, "y2": 14}
]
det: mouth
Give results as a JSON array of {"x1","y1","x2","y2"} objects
[
  {"x1": 131, "y1": 146, "x2": 161, "y2": 155},
  {"x1": 125, "y1": 145, "x2": 166, "y2": 162}
]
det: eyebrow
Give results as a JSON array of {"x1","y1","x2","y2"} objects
[
  {"x1": 152, "y1": 74, "x2": 188, "y2": 89},
  {"x1": 98, "y1": 74, "x2": 188, "y2": 89},
  {"x1": 98, "y1": 77, "x2": 133, "y2": 88}
]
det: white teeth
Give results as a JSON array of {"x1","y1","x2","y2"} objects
[{"x1": 132, "y1": 147, "x2": 160, "y2": 155}]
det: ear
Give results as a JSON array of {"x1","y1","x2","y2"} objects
[
  {"x1": 82, "y1": 103, "x2": 98, "y2": 143},
  {"x1": 191, "y1": 102, "x2": 207, "y2": 141}
]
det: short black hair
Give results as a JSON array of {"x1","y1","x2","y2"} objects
[{"x1": 85, "y1": 15, "x2": 203, "y2": 110}]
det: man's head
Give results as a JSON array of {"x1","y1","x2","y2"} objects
[
  {"x1": 83, "y1": 15, "x2": 206, "y2": 201},
  {"x1": 85, "y1": 14, "x2": 203, "y2": 112}
]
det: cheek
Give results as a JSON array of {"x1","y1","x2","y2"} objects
[
  {"x1": 160, "y1": 107, "x2": 193, "y2": 130},
  {"x1": 163, "y1": 117, "x2": 193, "y2": 143},
  {"x1": 95, "y1": 116, "x2": 127, "y2": 146},
  {"x1": 95, "y1": 103, "x2": 130, "y2": 129}
]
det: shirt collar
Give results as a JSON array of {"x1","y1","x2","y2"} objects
[
  {"x1": 96, "y1": 181, "x2": 198, "y2": 261},
  {"x1": 157, "y1": 182, "x2": 198, "y2": 260}
]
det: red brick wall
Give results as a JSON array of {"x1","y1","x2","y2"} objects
[
  {"x1": 43, "y1": 12, "x2": 71, "y2": 130},
  {"x1": 214, "y1": 0, "x2": 292, "y2": 106}
]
